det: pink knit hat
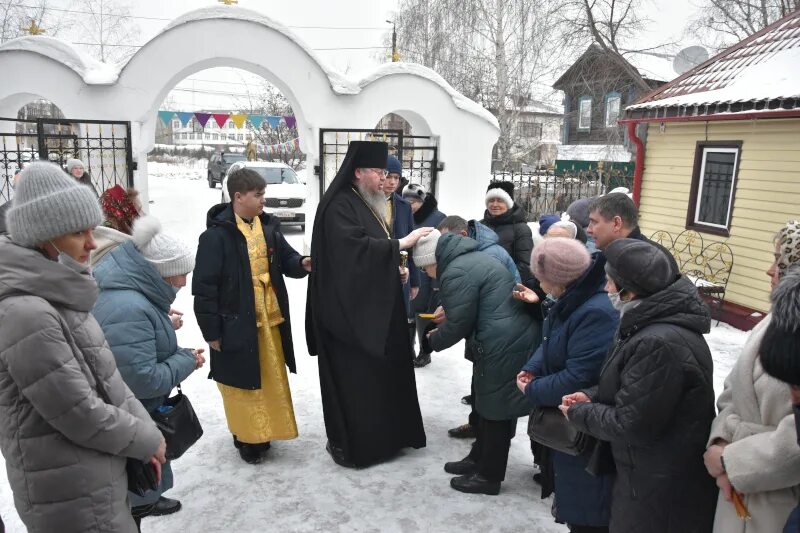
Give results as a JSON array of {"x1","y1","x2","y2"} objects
[{"x1": 531, "y1": 237, "x2": 591, "y2": 287}]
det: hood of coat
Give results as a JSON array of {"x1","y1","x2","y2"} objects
[
  {"x1": 468, "y1": 220, "x2": 500, "y2": 251},
  {"x1": 552, "y1": 254, "x2": 610, "y2": 320},
  {"x1": 0, "y1": 235, "x2": 98, "y2": 312},
  {"x1": 93, "y1": 240, "x2": 176, "y2": 312},
  {"x1": 482, "y1": 203, "x2": 528, "y2": 227},
  {"x1": 413, "y1": 193, "x2": 440, "y2": 226},
  {"x1": 619, "y1": 275, "x2": 711, "y2": 337},
  {"x1": 435, "y1": 233, "x2": 480, "y2": 275},
  {"x1": 91, "y1": 225, "x2": 131, "y2": 267}
]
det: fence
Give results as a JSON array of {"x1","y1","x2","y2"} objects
[
  {"x1": 0, "y1": 117, "x2": 133, "y2": 205},
  {"x1": 490, "y1": 168, "x2": 633, "y2": 221}
]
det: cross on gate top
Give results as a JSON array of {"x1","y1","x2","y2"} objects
[
  {"x1": 22, "y1": 19, "x2": 45, "y2": 35},
  {"x1": 218, "y1": 0, "x2": 238, "y2": 5}
]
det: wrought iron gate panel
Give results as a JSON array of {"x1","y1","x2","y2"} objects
[
  {"x1": 317, "y1": 128, "x2": 439, "y2": 199},
  {"x1": 0, "y1": 117, "x2": 133, "y2": 206}
]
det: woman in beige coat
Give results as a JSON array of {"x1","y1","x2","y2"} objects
[{"x1": 704, "y1": 220, "x2": 800, "y2": 532}]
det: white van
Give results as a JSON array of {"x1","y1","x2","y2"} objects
[{"x1": 221, "y1": 161, "x2": 307, "y2": 230}]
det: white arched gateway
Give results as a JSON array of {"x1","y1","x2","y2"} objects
[{"x1": 0, "y1": 5, "x2": 499, "y2": 229}]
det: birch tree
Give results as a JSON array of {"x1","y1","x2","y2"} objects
[{"x1": 689, "y1": 0, "x2": 800, "y2": 49}]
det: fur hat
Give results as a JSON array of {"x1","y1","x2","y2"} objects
[
  {"x1": 486, "y1": 181, "x2": 514, "y2": 208},
  {"x1": 760, "y1": 267, "x2": 800, "y2": 385},
  {"x1": 131, "y1": 215, "x2": 195, "y2": 277},
  {"x1": 605, "y1": 238, "x2": 676, "y2": 297},
  {"x1": 6, "y1": 161, "x2": 102, "y2": 247},
  {"x1": 403, "y1": 183, "x2": 426, "y2": 202},
  {"x1": 776, "y1": 220, "x2": 800, "y2": 277},
  {"x1": 531, "y1": 237, "x2": 591, "y2": 287},
  {"x1": 386, "y1": 155, "x2": 403, "y2": 177},
  {"x1": 413, "y1": 229, "x2": 441, "y2": 268},
  {"x1": 66, "y1": 158, "x2": 85, "y2": 173}
]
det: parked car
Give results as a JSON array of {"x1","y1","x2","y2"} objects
[
  {"x1": 208, "y1": 152, "x2": 247, "y2": 188},
  {"x1": 221, "y1": 161, "x2": 306, "y2": 230}
]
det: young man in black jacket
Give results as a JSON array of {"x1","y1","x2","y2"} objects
[{"x1": 193, "y1": 168, "x2": 310, "y2": 464}]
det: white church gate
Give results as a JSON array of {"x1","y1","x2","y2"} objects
[{"x1": 0, "y1": 116, "x2": 133, "y2": 204}]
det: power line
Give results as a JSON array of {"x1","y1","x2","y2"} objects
[{"x1": 5, "y1": 2, "x2": 388, "y2": 29}]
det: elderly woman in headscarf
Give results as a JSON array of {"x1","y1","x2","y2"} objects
[{"x1": 703, "y1": 220, "x2": 800, "y2": 533}]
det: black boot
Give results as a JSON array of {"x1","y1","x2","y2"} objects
[
  {"x1": 131, "y1": 496, "x2": 182, "y2": 519},
  {"x1": 238, "y1": 444, "x2": 264, "y2": 464},
  {"x1": 447, "y1": 423, "x2": 476, "y2": 439},
  {"x1": 444, "y1": 457, "x2": 478, "y2": 475},
  {"x1": 326, "y1": 441, "x2": 357, "y2": 468},
  {"x1": 408, "y1": 320, "x2": 417, "y2": 353},
  {"x1": 450, "y1": 473, "x2": 501, "y2": 495},
  {"x1": 413, "y1": 352, "x2": 431, "y2": 368}
]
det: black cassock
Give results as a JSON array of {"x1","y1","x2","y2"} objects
[{"x1": 306, "y1": 143, "x2": 426, "y2": 467}]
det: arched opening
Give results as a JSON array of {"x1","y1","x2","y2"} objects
[
  {"x1": 372, "y1": 110, "x2": 438, "y2": 195},
  {"x1": 147, "y1": 66, "x2": 307, "y2": 232}
]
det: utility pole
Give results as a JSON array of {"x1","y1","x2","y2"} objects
[{"x1": 386, "y1": 19, "x2": 399, "y2": 62}]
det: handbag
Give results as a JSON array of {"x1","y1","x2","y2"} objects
[
  {"x1": 150, "y1": 384, "x2": 203, "y2": 461},
  {"x1": 527, "y1": 405, "x2": 593, "y2": 457}
]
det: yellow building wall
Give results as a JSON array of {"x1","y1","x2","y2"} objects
[{"x1": 638, "y1": 118, "x2": 800, "y2": 313}]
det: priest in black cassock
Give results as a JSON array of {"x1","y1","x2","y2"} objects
[{"x1": 306, "y1": 141, "x2": 431, "y2": 467}]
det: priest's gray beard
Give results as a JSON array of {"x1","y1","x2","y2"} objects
[{"x1": 356, "y1": 181, "x2": 388, "y2": 221}]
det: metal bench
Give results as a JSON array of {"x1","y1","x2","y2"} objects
[{"x1": 650, "y1": 229, "x2": 734, "y2": 323}]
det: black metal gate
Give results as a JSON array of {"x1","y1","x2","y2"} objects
[
  {"x1": 317, "y1": 128, "x2": 439, "y2": 199},
  {"x1": 0, "y1": 117, "x2": 133, "y2": 205}
]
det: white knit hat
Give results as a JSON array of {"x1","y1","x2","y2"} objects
[
  {"x1": 413, "y1": 229, "x2": 441, "y2": 268},
  {"x1": 131, "y1": 215, "x2": 195, "y2": 277},
  {"x1": 66, "y1": 158, "x2": 85, "y2": 173}
]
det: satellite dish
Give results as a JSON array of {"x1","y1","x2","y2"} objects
[{"x1": 673, "y1": 46, "x2": 709, "y2": 75}]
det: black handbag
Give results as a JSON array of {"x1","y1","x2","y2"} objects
[
  {"x1": 527, "y1": 405, "x2": 593, "y2": 457},
  {"x1": 151, "y1": 385, "x2": 203, "y2": 461}
]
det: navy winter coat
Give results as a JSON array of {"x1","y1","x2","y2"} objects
[
  {"x1": 429, "y1": 233, "x2": 538, "y2": 420},
  {"x1": 468, "y1": 220, "x2": 520, "y2": 283},
  {"x1": 521, "y1": 257, "x2": 618, "y2": 527},
  {"x1": 390, "y1": 193, "x2": 419, "y2": 316},
  {"x1": 193, "y1": 204, "x2": 308, "y2": 390},
  {"x1": 481, "y1": 204, "x2": 533, "y2": 285},
  {"x1": 411, "y1": 194, "x2": 446, "y2": 315},
  {"x1": 93, "y1": 241, "x2": 196, "y2": 413}
]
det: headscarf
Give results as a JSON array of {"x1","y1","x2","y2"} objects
[
  {"x1": 776, "y1": 220, "x2": 800, "y2": 277},
  {"x1": 100, "y1": 184, "x2": 140, "y2": 235}
]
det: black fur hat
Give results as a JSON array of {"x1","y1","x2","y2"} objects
[
  {"x1": 486, "y1": 181, "x2": 514, "y2": 208},
  {"x1": 760, "y1": 267, "x2": 800, "y2": 386}
]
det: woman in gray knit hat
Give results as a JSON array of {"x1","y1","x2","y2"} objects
[{"x1": 0, "y1": 161, "x2": 165, "y2": 533}]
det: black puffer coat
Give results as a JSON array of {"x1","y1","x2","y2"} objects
[
  {"x1": 567, "y1": 276, "x2": 718, "y2": 533},
  {"x1": 481, "y1": 204, "x2": 533, "y2": 284},
  {"x1": 193, "y1": 204, "x2": 308, "y2": 390}
]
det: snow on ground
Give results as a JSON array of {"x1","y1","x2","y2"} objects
[{"x1": 0, "y1": 165, "x2": 753, "y2": 532}]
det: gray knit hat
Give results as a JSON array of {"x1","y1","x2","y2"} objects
[
  {"x1": 413, "y1": 229, "x2": 441, "y2": 268},
  {"x1": 66, "y1": 158, "x2": 85, "y2": 173},
  {"x1": 6, "y1": 161, "x2": 102, "y2": 247},
  {"x1": 132, "y1": 215, "x2": 195, "y2": 277}
]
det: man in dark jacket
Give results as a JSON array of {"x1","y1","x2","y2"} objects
[
  {"x1": 193, "y1": 168, "x2": 310, "y2": 464},
  {"x1": 384, "y1": 155, "x2": 420, "y2": 350},
  {"x1": 405, "y1": 182, "x2": 446, "y2": 368},
  {"x1": 414, "y1": 230, "x2": 539, "y2": 495},
  {"x1": 563, "y1": 239, "x2": 717, "y2": 533},
  {"x1": 587, "y1": 192, "x2": 679, "y2": 273}
]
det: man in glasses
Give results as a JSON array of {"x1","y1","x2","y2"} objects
[{"x1": 306, "y1": 141, "x2": 432, "y2": 468}]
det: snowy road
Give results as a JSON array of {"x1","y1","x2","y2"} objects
[{"x1": 0, "y1": 164, "x2": 749, "y2": 532}]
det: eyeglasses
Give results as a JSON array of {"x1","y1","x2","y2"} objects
[{"x1": 368, "y1": 168, "x2": 389, "y2": 177}]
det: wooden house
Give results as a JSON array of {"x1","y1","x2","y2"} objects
[{"x1": 622, "y1": 9, "x2": 800, "y2": 327}]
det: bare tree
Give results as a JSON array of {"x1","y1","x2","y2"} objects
[
  {"x1": 689, "y1": 0, "x2": 800, "y2": 49},
  {"x1": 235, "y1": 84, "x2": 303, "y2": 169},
  {"x1": 1, "y1": 0, "x2": 65, "y2": 43},
  {"x1": 392, "y1": 0, "x2": 565, "y2": 170},
  {"x1": 69, "y1": 0, "x2": 140, "y2": 63}
]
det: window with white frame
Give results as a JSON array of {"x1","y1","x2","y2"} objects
[
  {"x1": 688, "y1": 143, "x2": 741, "y2": 234},
  {"x1": 605, "y1": 93, "x2": 621, "y2": 127},
  {"x1": 516, "y1": 121, "x2": 543, "y2": 139},
  {"x1": 577, "y1": 96, "x2": 591, "y2": 131},
  {"x1": 228, "y1": 122, "x2": 235, "y2": 129},
  {"x1": 171, "y1": 119, "x2": 180, "y2": 129}
]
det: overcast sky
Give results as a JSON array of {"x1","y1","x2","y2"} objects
[{"x1": 49, "y1": 0, "x2": 705, "y2": 111}]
